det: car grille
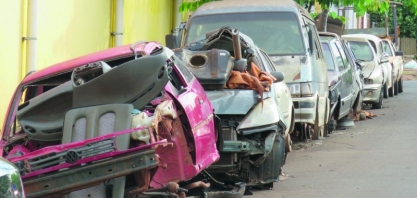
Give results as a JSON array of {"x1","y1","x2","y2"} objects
[{"x1": 25, "y1": 138, "x2": 116, "y2": 172}]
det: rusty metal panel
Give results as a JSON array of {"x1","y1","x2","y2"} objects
[
  {"x1": 23, "y1": 149, "x2": 158, "y2": 198},
  {"x1": 400, "y1": 37, "x2": 417, "y2": 55}
]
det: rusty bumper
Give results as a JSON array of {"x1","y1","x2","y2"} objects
[{"x1": 23, "y1": 149, "x2": 157, "y2": 198}]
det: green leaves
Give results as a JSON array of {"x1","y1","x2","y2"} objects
[
  {"x1": 179, "y1": 0, "x2": 220, "y2": 13},
  {"x1": 329, "y1": 11, "x2": 347, "y2": 24},
  {"x1": 370, "y1": 0, "x2": 417, "y2": 40}
]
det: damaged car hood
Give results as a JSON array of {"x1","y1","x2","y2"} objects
[
  {"x1": 361, "y1": 61, "x2": 376, "y2": 78},
  {"x1": 206, "y1": 90, "x2": 271, "y2": 115}
]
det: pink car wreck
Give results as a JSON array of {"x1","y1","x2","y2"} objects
[{"x1": 0, "y1": 42, "x2": 240, "y2": 197}]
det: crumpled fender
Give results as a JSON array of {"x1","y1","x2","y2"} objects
[{"x1": 237, "y1": 98, "x2": 282, "y2": 131}]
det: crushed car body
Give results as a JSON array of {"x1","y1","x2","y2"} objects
[
  {"x1": 319, "y1": 32, "x2": 364, "y2": 134},
  {"x1": 173, "y1": 26, "x2": 288, "y2": 189},
  {"x1": 0, "y1": 41, "x2": 237, "y2": 197},
  {"x1": 168, "y1": 0, "x2": 328, "y2": 141}
]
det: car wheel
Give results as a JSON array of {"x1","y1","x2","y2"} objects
[
  {"x1": 389, "y1": 76, "x2": 395, "y2": 97},
  {"x1": 398, "y1": 78, "x2": 404, "y2": 93},
  {"x1": 372, "y1": 88, "x2": 383, "y2": 109},
  {"x1": 383, "y1": 83, "x2": 389, "y2": 99},
  {"x1": 285, "y1": 134, "x2": 292, "y2": 153},
  {"x1": 394, "y1": 80, "x2": 398, "y2": 95}
]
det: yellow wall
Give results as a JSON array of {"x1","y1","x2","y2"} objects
[
  {"x1": 37, "y1": 0, "x2": 112, "y2": 70},
  {"x1": 0, "y1": 0, "x2": 23, "y2": 131},
  {"x1": 0, "y1": 0, "x2": 179, "y2": 129},
  {"x1": 123, "y1": 0, "x2": 173, "y2": 45}
]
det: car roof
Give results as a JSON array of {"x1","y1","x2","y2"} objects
[
  {"x1": 342, "y1": 35, "x2": 370, "y2": 42},
  {"x1": 22, "y1": 42, "x2": 161, "y2": 84},
  {"x1": 343, "y1": 34, "x2": 382, "y2": 42},
  {"x1": 192, "y1": 0, "x2": 310, "y2": 18}
]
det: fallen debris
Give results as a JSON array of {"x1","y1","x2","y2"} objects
[{"x1": 354, "y1": 110, "x2": 377, "y2": 121}]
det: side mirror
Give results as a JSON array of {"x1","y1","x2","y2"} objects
[
  {"x1": 395, "y1": 50, "x2": 404, "y2": 56},
  {"x1": 165, "y1": 33, "x2": 179, "y2": 49},
  {"x1": 355, "y1": 60, "x2": 364, "y2": 69},
  {"x1": 380, "y1": 53, "x2": 389, "y2": 63},
  {"x1": 270, "y1": 71, "x2": 284, "y2": 83}
]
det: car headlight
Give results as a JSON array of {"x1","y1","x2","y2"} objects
[
  {"x1": 364, "y1": 78, "x2": 373, "y2": 84},
  {"x1": 288, "y1": 82, "x2": 313, "y2": 97}
]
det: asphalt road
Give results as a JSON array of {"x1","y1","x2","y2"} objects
[{"x1": 251, "y1": 81, "x2": 417, "y2": 198}]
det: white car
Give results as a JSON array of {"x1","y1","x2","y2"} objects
[
  {"x1": 381, "y1": 38, "x2": 404, "y2": 94},
  {"x1": 342, "y1": 34, "x2": 391, "y2": 109},
  {"x1": 343, "y1": 34, "x2": 394, "y2": 99}
]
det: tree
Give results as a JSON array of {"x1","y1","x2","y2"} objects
[{"x1": 370, "y1": 0, "x2": 417, "y2": 40}]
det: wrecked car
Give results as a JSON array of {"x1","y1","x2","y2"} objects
[
  {"x1": 166, "y1": 0, "x2": 328, "y2": 141},
  {"x1": 342, "y1": 35, "x2": 390, "y2": 109},
  {"x1": 343, "y1": 34, "x2": 393, "y2": 99},
  {"x1": 319, "y1": 32, "x2": 363, "y2": 134},
  {"x1": 172, "y1": 26, "x2": 290, "y2": 189},
  {"x1": 343, "y1": 28, "x2": 404, "y2": 95},
  {"x1": 0, "y1": 42, "x2": 235, "y2": 197},
  {"x1": 381, "y1": 38, "x2": 404, "y2": 94}
]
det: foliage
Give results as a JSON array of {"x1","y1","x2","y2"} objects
[
  {"x1": 311, "y1": 11, "x2": 346, "y2": 24},
  {"x1": 295, "y1": 0, "x2": 391, "y2": 17},
  {"x1": 370, "y1": 0, "x2": 417, "y2": 40},
  {"x1": 329, "y1": 11, "x2": 346, "y2": 24},
  {"x1": 179, "y1": 0, "x2": 220, "y2": 13}
]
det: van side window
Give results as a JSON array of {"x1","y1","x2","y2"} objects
[
  {"x1": 304, "y1": 19, "x2": 324, "y2": 60},
  {"x1": 334, "y1": 42, "x2": 349, "y2": 69},
  {"x1": 330, "y1": 43, "x2": 345, "y2": 70}
]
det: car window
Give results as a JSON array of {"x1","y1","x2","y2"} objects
[
  {"x1": 378, "y1": 42, "x2": 384, "y2": 57},
  {"x1": 382, "y1": 41, "x2": 393, "y2": 56},
  {"x1": 259, "y1": 49, "x2": 276, "y2": 71},
  {"x1": 335, "y1": 42, "x2": 349, "y2": 69},
  {"x1": 330, "y1": 43, "x2": 345, "y2": 70},
  {"x1": 368, "y1": 40, "x2": 377, "y2": 54},
  {"x1": 347, "y1": 41, "x2": 374, "y2": 62},
  {"x1": 322, "y1": 43, "x2": 335, "y2": 71},
  {"x1": 185, "y1": 12, "x2": 306, "y2": 56}
]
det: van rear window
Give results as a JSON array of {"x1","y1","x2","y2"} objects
[{"x1": 186, "y1": 12, "x2": 305, "y2": 56}]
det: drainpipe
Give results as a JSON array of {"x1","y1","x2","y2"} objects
[
  {"x1": 25, "y1": 0, "x2": 38, "y2": 73},
  {"x1": 173, "y1": 0, "x2": 182, "y2": 29},
  {"x1": 113, "y1": 0, "x2": 124, "y2": 46}
]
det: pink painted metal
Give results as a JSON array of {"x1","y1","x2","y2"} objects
[{"x1": 1, "y1": 41, "x2": 219, "y2": 195}]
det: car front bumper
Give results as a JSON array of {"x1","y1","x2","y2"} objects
[
  {"x1": 292, "y1": 96, "x2": 316, "y2": 124},
  {"x1": 23, "y1": 149, "x2": 158, "y2": 198},
  {"x1": 362, "y1": 83, "x2": 383, "y2": 103}
]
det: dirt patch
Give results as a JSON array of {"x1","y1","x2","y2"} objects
[{"x1": 402, "y1": 69, "x2": 417, "y2": 81}]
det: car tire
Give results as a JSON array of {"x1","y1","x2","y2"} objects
[
  {"x1": 398, "y1": 78, "x2": 403, "y2": 93},
  {"x1": 383, "y1": 83, "x2": 389, "y2": 99},
  {"x1": 394, "y1": 80, "x2": 398, "y2": 95},
  {"x1": 372, "y1": 88, "x2": 383, "y2": 109},
  {"x1": 389, "y1": 76, "x2": 395, "y2": 97}
]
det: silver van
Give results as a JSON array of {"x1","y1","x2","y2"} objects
[{"x1": 168, "y1": 0, "x2": 329, "y2": 140}]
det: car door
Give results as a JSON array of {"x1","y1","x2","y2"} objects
[{"x1": 329, "y1": 40, "x2": 354, "y2": 116}]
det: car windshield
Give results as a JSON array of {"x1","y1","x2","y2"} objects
[
  {"x1": 185, "y1": 12, "x2": 305, "y2": 56},
  {"x1": 347, "y1": 41, "x2": 374, "y2": 62},
  {"x1": 322, "y1": 43, "x2": 335, "y2": 71},
  {"x1": 382, "y1": 41, "x2": 393, "y2": 56}
]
